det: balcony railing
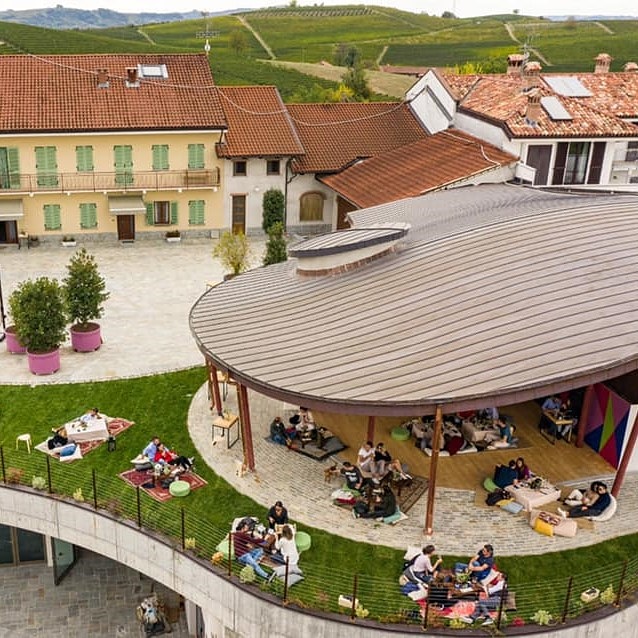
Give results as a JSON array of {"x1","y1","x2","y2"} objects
[{"x1": 0, "y1": 168, "x2": 220, "y2": 194}]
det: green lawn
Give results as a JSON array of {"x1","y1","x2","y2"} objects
[{"x1": 1, "y1": 368, "x2": 637, "y2": 627}]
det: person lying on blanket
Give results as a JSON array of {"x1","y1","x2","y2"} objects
[
  {"x1": 80, "y1": 407, "x2": 101, "y2": 423},
  {"x1": 153, "y1": 443, "x2": 194, "y2": 477},
  {"x1": 47, "y1": 426, "x2": 69, "y2": 450}
]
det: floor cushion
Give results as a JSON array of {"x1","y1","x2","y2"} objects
[
  {"x1": 383, "y1": 508, "x2": 402, "y2": 524},
  {"x1": 530, "y1": 510, "x2": 577, "y2": 538},
  {"x1": 391, "y1": 427, "x2": 410, "y2": 441},
  {"x1": 500, "y1": 500, "x2": 524, "y2": 514},
  {"x1": 295, "y1": 531, "x2": 312, "y2": 553},
  {"x1": 588, "y1": 495, "x2": 617, "y2": 522},
  {"x1": 169, "y1": 479, "x2": 191, "y2": 497},
  {"x1": 215, "y1": 538, "x2": 230, "y2": 559},
  {"x1": 533, "y1": 518, "x2": 554, "y2": 536},
  {"x1": 483, "y1": 477, "x2": 498, "y2": 492}
]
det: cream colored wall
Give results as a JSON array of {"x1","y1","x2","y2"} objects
[{"x1": 2, "y1": 131, "x2": 224, "y2": 237}]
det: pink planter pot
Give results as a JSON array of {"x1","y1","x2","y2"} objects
[
  {"x1": 70, "y1": 323, "x2": 102, "y2": 352},
  {"x1": 5, "y1": 326, "x2": 26, "y2": 354},
  {"x1": 27, "y1": 349, "x2": 61, "y2": 375}
]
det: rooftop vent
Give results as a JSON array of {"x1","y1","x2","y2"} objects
[
  {"x1": 96, "y1": 68, "x2": 109, "y2": 89},
  {"x1": 624, "y1": 62, "x2": 638, "y2": 72},
  {"x1": 594, "y1": 53, "x2": 612, "y2": 74},
  {"x1": 126, "y1": 67, "x2": 140, "y2": 88},
  {"x1": 506, "y1": 53, "x2": 526, "y2": 76},
  {"x1": 525, "y1": 88, "x2": 542, "y2": 128},
  {"x1": 139, "y1": 64, "x2": 168, "y2": 79},
  {"x1": 523, "y1": 61, "x2": 542, "y2": 90}
]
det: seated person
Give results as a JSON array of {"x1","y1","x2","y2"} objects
[
  {"x1": 372, "y1": 442, "x2": 392, "y2": 477},
  {"x1": 357, "y1": 441, "x2": 375, "y2": 474},
  {"x1": 480, "y1": 406, "x2": 499, "y2": 424},
  {"x1": 269, "y1": 417, "x2": 287, "y2": 445},
  {"x1": 460, "y1": 582, "x2": 507, "y2": 626},
  {"x1": 406, "y1": 545, "x2": 443, "y2": 583},
  {"x1": 273, "y1": 524, "x2": 299, "y2": 567},
  {"x1": 232, "y1": 521, "x2": 270, "y2": 579},
  {"x1": 559, "y1": 482, "x2": 611, "y2": 519},
  {"x1": 468, "y1": 544, "x2": 495, "y2": 582},
  {"x1": 419, "y1": 423, "x2": 445, "y2": 451},
  {"x1": 488, "y1": 419, "x2": 516, "y2": 448},
  {"x1": 515, "y1": 457, "x2": 531, "y2": 481},
  {"x1": 47, "y1": 426, "x2": 69, "y2": 450},
  {"x1": 267, "y1": 501, "x2": 289, "y2": 530},
  {"x1": 493, "y1": 460, "x2": 518, "y2": 488},
  {"x1": 354, "y1": 485, "x2": 397, "y2": 519},
  {"x1": 80, "y1": 407, "x2": 101, "y2": 423},
  {"x1": 132, "y1": 436, "x2": 160, "y2": 468},
  {"x1": 385, "y1": 458, "x2": 412, "y2": 482},
  {"x1": 294, "y1": 407, "x2": 317, "y2": 441},
  {"x1": 340, "y1": 461, "x2": 370, "y2": 492},
  {"x1": 153, "y1": 443, "x2": 193, "y2": 476}
]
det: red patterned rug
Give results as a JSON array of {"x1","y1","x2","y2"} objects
[
  {"x1": 118, "y1": 468, "x2": 207, "y2": 503},
  {"x1": 78, "y1": 417, "x2": 134, "y2": 456}
]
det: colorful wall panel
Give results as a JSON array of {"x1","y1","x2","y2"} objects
[{"x1": 584, "y1": 383, "x2": 631, "y2": 469}]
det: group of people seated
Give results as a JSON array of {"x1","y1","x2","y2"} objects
[
  {"x1": 132, "y1": 436, "x2": 194, "y2": 481},
  {"x1": 269, "y1": 407, "x2": 317, "y2": 446},
  {"x1": 493, "y1": 457, "x2": 532, "y2": 489},
  {"x1": 559, "y1": 481, "x2": 611, "y2": 519},
  {"x1": 539, "y1": 394, "x2": 579, "y2": 440}
]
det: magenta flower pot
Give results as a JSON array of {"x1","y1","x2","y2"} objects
[
  {"x1": 27, "y1": 349, "x2": 61, "y2": 375},
  {"x1": 70, "y1": 323, "x2": 102, "y2": 352},
  {"x1": 5, "y1": 326, "x2": 26, "y2": 354}
]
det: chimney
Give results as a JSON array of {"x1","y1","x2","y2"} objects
[
  {"x1": 97, "y1": 68, "x2": 109, "y2": 89},
  {"x1": 126, "y1": 66, "x2": 140, "y2": 88},
  {"x1": 594, "y1": 53, "x2": 612, "y2": 74},
  {"x1": 523, "y1": 61, "x2": 542, "y2": 90},
  {"x1": 506, "y1": 53, "x2": 525, "y2": 76},
  {"x1": 623, "y1": 62, "x2": 638, "y2": 72},
  {"x1": 525, "y1": 88, "x2": 542, "y2": 127}
]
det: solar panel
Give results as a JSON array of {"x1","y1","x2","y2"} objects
[
  {"x1": 545, "y1": 76, "x2": 591, "y2": 97},
  {"x1": 541, "y1": 96, "x2": 573, "y2": 120}
]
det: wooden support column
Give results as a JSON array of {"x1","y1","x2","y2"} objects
[
  {"x1": 576, "y1": 384, "x2": 593, "y2": 448},
  {"x1": 424, "y1": 405, "x2": 443, "y2": 535},
  {"x1": 366, "y1": 416, "x2": 375, "y2": 442},
  {"x1": 206, "y1": 359, "x2": 223, "y2": 416},
  {"x1": 612, "y1": 407, "x2": 638, "y2": 498},
  {"x1": 237, "y1": 383, "x2": 255, "y2": 471}
]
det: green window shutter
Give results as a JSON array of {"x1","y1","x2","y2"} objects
[
  {"x1": 79, "y1": 203, "x2": 97, "y2": 229},
  {"x1": 188, "y1": 144, "x2": 205, "y2": 169},
  {"x1": 43, "y1": 204, "x2": 61, "y2": 230},
  {"x1": 170, "y1": 201, "x2": 178, "y2": 225},
  {"x1": 188, "y1": 200, "x2": 205, "y2": 225},
  {"x1": 76, "y1": 146, "x2": 94, "y2": 172},
  {"x1": 35, "y1": 146, "x2": 59, "y2": 187},
  {"x1": 146, "y1": 202, "x2": 154, "y2": 226},
  {"x1": 152, "y1": 144, "x2": 169, "y2": 171},
  {"x1": 114, "y1": 145, "x2": 133, "y2": 186},
  {"x1": 7, "y1": 147, "x2": 21, "y2": 189}
]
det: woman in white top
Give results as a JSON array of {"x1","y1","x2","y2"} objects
[{"x1": 274, "y1": 525, "x2": 299, "y2": 567}]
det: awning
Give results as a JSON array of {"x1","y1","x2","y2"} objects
[
  {"x1": 108, "y1": 196, "x2": 146, "y2": 215},
  {"x1": 0, "y1": 199, "x2": 24, "y2": 221}
]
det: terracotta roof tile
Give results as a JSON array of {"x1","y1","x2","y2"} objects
[
  {"x1": 0, "y1": 54, "x2": 226, "y2": 133},
  {"x1": 570, "y1": 72, "x2": 638, "y2": 119},
  {"x1": 216, "y1": 86, "x2": 304, "y2": 158},
  {"x1": 318, "y1": 130, "x2": 517, "y2": 208},
  {"x1": 286, "y1": 102, "x2": 427, "y2": 174},
  {"x1": 456, "y1": 75, "x2": 637, "y2": 138}
]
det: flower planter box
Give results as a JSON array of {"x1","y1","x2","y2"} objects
[
  {"x1": 5, "y1": 326, "x2": 26, "y2": 354},
  {"x1": 165, "y1": 236, "x2": 181, "y2": 243},
  {"x1": 70, "y1": 323, "x2": 102, "y2": 352},
  {"x1": 27, "y1": 349, "x2": 61, "y2": 375}
]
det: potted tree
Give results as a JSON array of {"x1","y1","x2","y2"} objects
[
  {"x1": 212, "y1": 231, "x2": 251, "y2": 280},
  {"x1": 8, "y1": 277, "x2": 67, "y2": 374},
  {"x1": 63, "y1": 248, "x2": 110, "y2": 352}
]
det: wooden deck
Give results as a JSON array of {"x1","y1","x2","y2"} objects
[{"x1": 314, "y1": 401, "x2": 614, "y2": 490}]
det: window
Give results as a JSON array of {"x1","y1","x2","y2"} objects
[
  {"x1": 627, "y1": 141, "x2": 638, "y2": 162},
  {"x1": 152, "y1": 144, "x2": 169, "y2": 171},
  {"x1": 43, "y1": 204, "x2": 61, "y2": 230},
  {"x1": 299, "y1": 192, "x2": 324, "y2": 222},
  {"x1": 188, "y1": 200, "x2": 205, "y2": 225},
  {"x1": 0, "y1": 147, "x2": 21, "y2": 189},
  {"x1": 267, "y1": 159, "x2": 281, "y2": 175},
  {"x1": 563, "y1": 142, "x2": 590, "y2": 185},
  {"x1": 35, "y1": 146, "x2": 58, "y2": 187},
  {"x1": 146, "y1": 201, "x2": 177, "y2": 225},
  {"x1": 114, "y1": 145, "x2": 133, "y2": 186},
  {"x1": 79, "y1": 203, "x2": 97, "y2": 229},
  {"x1": 188, "y1": 144, "x2": 205, "y2": 170},
  {"x1": 231, "y1": 195, "x2": 246, "y2": 234},
  {"x1": 233, "y1": 160, "x2": 247, "y2": 176},
  {"x1": 76, "y1": 146, "x2": 94, "y2": 172}
]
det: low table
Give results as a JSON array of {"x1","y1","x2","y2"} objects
[
  {"x1": 212, "y1": 413, "x2": 240, "y2": 449},
  {"x1": 505, "y1": 482, "x2": 561, "y2": 512}
]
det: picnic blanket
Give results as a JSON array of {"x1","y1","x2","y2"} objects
[
  {"x1": 119, "y1": 467, "x2": 207, "y2": 503},
  {"x1": 35, "y1": 416, "x2": 134, "y2": 462}
]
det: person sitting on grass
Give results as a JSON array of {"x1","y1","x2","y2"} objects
[
  {"x1": 153, "y1": 443, "x2": 193, "y2": 476},
  {"x1": 131, "y1": 436, "x2": 160, "y2": 470},
  {"x1": 232, "y1": 521, "x2": 270, "y2": 579},
  {"x1": 273, "y1": 524, "x2": 299, "y2": 568},
  {"x1": 267, "y1": 501, "x2": 289, "y2": 530},
  {"x1": 80, "y1": 407, "x2": 101, "y2": 423},
  {"x1": 460, "y1": 579, "x2": 507, "y2": 626},
  {"x1": 559, "y1": 482, "x2": 611, "y2": 519},
  {"x1": 405, "y1": 545, "x2": 443, "y2": 583},
  {"x1": 468, "y1": 544, "x2": 495, "y2": 582}
]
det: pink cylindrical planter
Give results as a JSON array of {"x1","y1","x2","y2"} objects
[
  {"x1": 70, "y1": 323, "x2": 102, "y2": 352},
  {"x1": 27, "y1": 349, "x2": 61, "y2": 375},
  {"x1": 5, "y1": 326, "x2": 26, "y2": 354}
]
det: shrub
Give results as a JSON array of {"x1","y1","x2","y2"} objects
[
  {"x1": 6, "y1": 468, "x2": 24, "y2": 484},
  {"x1": 239, "y1": 565, "x2": 256, "y2": 583},
  {"x1": 530, "y1": 609, "x2": 553, "y2": 625},
  {"x1": 63, "y1": 248, "x2": 110, "y2": 329},
  {"x1": 32, "y1": 476, "x2": 47, "y2": 490},
  {"x1": 263, "y1": 222, "x2": 288, "y2": 266},
  {"x1": 600, "y1": 585, "x2": 615, "y2": 604},
  {"x1": 184, "y1": 537, "x2": 196, "y2": 550},
  {"x1": 73, "y1": 487, "x2": 84, "y2": 502},
  {"x1": 262, "y1": 188, "x2": 285, "y2": 232},
  {"x1": 212, "y1": 231, "x2": 251, "y2": 276},
  {"x1": 8, "y1": 277, "x2": 67, "y2": 353}
]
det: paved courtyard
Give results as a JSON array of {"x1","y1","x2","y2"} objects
[{"x1": 1, "y1": 238, "x2": 636, "y2": 559}]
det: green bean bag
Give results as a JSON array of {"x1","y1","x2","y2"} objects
[
  {"x1": 169, "y1": 479, "x2": 191, "y2": 497},
  {"x1": 391, "y1": 427, "x2": 410, "y2": 441},
  {"x1": 295, "y1": 531, "x2": 312, "y2": 553},
  {"x1": 483, "y1": 477, "x2": 498, "y2": 493}
]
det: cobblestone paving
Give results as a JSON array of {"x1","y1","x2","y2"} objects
[{"x1": 0, "y1": 550, "x2": 189, "y2": 637}]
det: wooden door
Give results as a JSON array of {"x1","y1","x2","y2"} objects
[
  {"x1": 0, "y1": 220, "x2": 18, "y2": 244},
  {"x1": 526, "y1": 145, "x2": 552, "y2": 186},
  {"x1": 336, "y1": 196, "x2": 357, "y2": 230},
  {"x1": 117, "y1": 214, "x2": 135, "y2": 240},
  {"x1": 231, "y1": 195, "x2": 246, "y2": 235}
]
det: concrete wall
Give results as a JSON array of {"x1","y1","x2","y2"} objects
[{"x1": 2, "y1": 486, "x2": 638, "y2": 638}]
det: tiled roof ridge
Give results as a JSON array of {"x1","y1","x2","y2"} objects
[{"x1": 287, "y1": 101, "x2": 408, "y2": 128}]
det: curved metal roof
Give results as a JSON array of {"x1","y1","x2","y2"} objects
[{"x1": 190, "y1": 185, "x2": 638, "y2": 416}]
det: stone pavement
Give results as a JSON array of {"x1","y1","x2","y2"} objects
[
  {"x1": 1, "y1": 240, "x2": 636, "y2": 558},
  {"x1": 0, "y1": 550, "x2": 189, "y2": 637}
]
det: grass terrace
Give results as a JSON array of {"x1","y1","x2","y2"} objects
[{"x1": 1, "y1": 369, "x2": 638, "y2": 630}]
